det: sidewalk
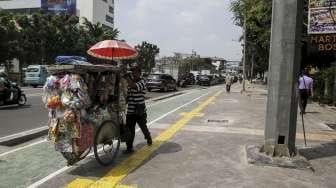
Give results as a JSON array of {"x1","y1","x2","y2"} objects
[
  {"x1": 138, "y1": 84, "x2": 335, "y2": 188},
  {"x1": 243, "y1": 82, "x2": 336, "y2": 133},
  {"x1": 60, "y1": 84, "x2": 336, "y2": 188}
]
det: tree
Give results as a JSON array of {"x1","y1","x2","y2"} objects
[
  {"x1": 230, "y1": 0, "x2": 272, "y2": 78},
  {"x1": 0, "y1": 12, "x2": 20, "y2": 71},
  {"x1": 14, "y1": 13, "x2": 119, "y2": 65},
  {"x1": 135, "y1": 41, "x2": 160, "y2": 73},
  {"x1": 0, "y1": 11, "x2": 120, "y2": 83}
]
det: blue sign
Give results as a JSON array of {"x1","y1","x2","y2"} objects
[{"x1": 41, "y1": 0, "x2": 76, "y2": 15}]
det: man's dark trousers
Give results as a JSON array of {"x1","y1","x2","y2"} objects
[
  {"x1": 226, "y1": 84, "x2": 231, "y2": 92},
  {"x1": 299, "y1": 89, "x2": 309, "y2": 113},
  {"x1": 126, "y1": 113, "x2": 151, "y2": 150}
]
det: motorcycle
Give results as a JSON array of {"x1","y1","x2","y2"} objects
[{"x1": 0, "y1": 82, "x2": 27, "y2": 106}]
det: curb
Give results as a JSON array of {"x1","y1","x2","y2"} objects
[{"x1": 0, "y1": 126, "x2": 48, "y2": 146}]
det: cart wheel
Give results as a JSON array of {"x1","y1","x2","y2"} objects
[{"x1": 94, "y1": 120, "x2": 120, "y2": 166}]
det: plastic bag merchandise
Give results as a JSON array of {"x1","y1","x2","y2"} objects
[
  {"x1": 42, "y1": 72, "x2": 123, "y2": 165},
  {"x1": 42, "y1": 74, "x2": 94, "y2": 165}
]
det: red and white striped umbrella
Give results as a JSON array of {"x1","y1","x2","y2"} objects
[{"x1": 87, "y1": 40, "x2": 138, "y2": 60}]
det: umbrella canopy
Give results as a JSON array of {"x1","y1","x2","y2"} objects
[{"x1": 87, "y1": 40, "x2": 138, "y2": 60}]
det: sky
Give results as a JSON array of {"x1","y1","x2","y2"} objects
[{"x1": 115, "y1": 0, "x2": 242, "y2": 61}]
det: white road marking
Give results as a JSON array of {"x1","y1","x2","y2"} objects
[
  {"x1": 0, "y1": 139, "x2": 47, "y2": 157},
  {"x1": 0, "y1": 126, "x2": 47, "y2": 141},
  {"x1": 27, "y1": 166, "x2": 71, "y2": 188},
  {"x1": 147, "y1": 88, "x2": 199, "y2": 107},
  {"x1": 27, "y1": 89, "x2": 214, "y2": 188},
  {"x1": 26, "y1": 93, "x2": 43, "y2": 97}
]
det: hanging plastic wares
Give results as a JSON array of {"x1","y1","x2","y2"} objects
[
  {"x1": 64, "y1": 110, "x2": 76, "y2": 123},
  {"x1": 60, "y1": 74, "x2": 71, "y2": 90},
  {"x1": 48, "y1": 118, "x2": 59, "y2": 143},
  {"x1": 61, "y1": 91, "x2": 73, "y2": 107},
  {"x1": 70, "y1": 74, "x2": 82, "y2": 91},
  {"x1": 77, "y1": 90, "x2": 91, "y2": 107},
  {"x1": 47, "y1": 96, "x2": 62, "y2": 109},
  {"x1": 45, "y1": 75, "x2": 58, "y2": 90}
]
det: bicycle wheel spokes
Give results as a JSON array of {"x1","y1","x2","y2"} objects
[{"x1": 94, "y1": 120, "x2": 120, "y2": 166}]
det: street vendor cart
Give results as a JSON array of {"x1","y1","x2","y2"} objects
[
  {"x1": 43, "y1": 40, "x2": 137, "y2": 166},
  {"x1": 43, "y1": 63, "x2": 129, "y2": 166}
]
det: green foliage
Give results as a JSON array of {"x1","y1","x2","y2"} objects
[
  {"x1": 134, "y1": 41, "x2": 160, "y2": 73},
  {"x1": 0, "y1": 12, "x2": 119, "y2": 66},
  {"x1": 313, "y1": 67, "x2": 336, "y2": 105},
  {"x1": 0, "y1": 12, "x2": 20, "y2": 71},
  {"x1": 230, "y1": 0, "x2": 272, "y2": 76}
]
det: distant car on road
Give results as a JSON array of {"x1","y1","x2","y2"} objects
[
  {"x1": 24, "y1": 65, "x2": 48, "y2": 87},
  {"x1": 198, "y1": 75, "x2": 216, "y2": 86},
  {"x1": 146, "y1": 74, "x2": 177, "y2": 92}
]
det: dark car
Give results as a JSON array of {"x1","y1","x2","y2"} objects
[
  {"x1": 178, "y1": 73, "x2": 195, "y2": 87},
  {"x1": 146, "y1": 74, "x2": 177, "y2": 92},
  {"x1": 198, "y1": 75, "x2": 216, "y2": 86},
  {"x1": 217, "y1": 75, "x2": 225, "y2": 84}
]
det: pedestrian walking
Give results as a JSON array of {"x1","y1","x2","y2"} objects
[
  {"x1": 298, "y1": 70, "x2": 313, "y2": 114},
  {"x1": 124, "y1": 64, "x2": 152, "y2": 154},
  {"x1": 226, "y1": 74, "x2": 232, "y2": 92},
  {"x1": 238, "y1": 75, "x2": 243, "y2": 84}
]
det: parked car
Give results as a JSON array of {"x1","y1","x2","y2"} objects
[
  {"x1": 178, "y1": 73, "x2": 195, "y2": 87},
  {"x1": 198, "y1": 75, "x2": 216, "y2": 86},
  {"x1": 24, "y1": 65, "x2": 48, "y2": 87},
  {"x1": 217, "y1": 75, "x2": 225, "y2": 84},
  {"x1": 146, "y1": 74, "x2": 177, "y2": 92}
]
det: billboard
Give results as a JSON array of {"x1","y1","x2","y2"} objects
[
  {"x1": 41, "y1": 0, "x2": 76, "y2": 15},
  {"x1": 308, "y1": 0, "x2": 336, "y2": 34}
]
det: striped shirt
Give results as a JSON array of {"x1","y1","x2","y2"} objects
[{"x1": 127, "y1": 79, "x2": 146, "y2": 114}]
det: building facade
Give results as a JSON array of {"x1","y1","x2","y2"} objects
[{"x1": 0, "y1": 0, "x2": 114, "y2": 28}]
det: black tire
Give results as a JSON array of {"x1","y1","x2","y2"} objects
[
  {"x1": 94, "y1": 120, "x2": 120, "y2": 166},
  {"x1": 18, "y1": 94, "x2": 26, "y2": 106}
]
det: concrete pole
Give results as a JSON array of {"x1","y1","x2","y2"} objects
[{"x1": 262, "y1": 0, "x2": 303, "y2": 157}]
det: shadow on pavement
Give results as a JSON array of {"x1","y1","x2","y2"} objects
[
  {"x1": 135, "y1": 141, "x2": 182, "y2": 155},
  {"x1": 0, "y1": 104, "x2": 31, "y2": 110},
  {"x1": 299, "y1": 141, "x2": 336, "y2": 160},
  {"x1": 67, "y1": 141, "x2": 182, "y2": 179},
  {"x1": 305, "y1": 111, "x2": 320, "y2": 114}
]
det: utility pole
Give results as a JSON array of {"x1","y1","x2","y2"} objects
[
  {"x1": 250, "y1": 52, "x2": 254, "y2": 83},
  {"x1": 242, "y1": 17, "x2": 247, "y2": 92},
  {"x1": 262, "y1": 0, "x2": 304, "y2": 156}
]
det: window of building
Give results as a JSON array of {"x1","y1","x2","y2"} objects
[
  {"x1": 106, "y1": 15, "x2": 114, "y2": 24},
  {"x1": 109, "y1": 6, "x2": 114, "y2": 14}
]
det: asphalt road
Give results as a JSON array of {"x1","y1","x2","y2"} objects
[
  {"x1": 0, "y1": 86, "x2": 198, "y2": 138},
  {"x1": 0, "y1": 88, "x2": 47, "y2": 137}
]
